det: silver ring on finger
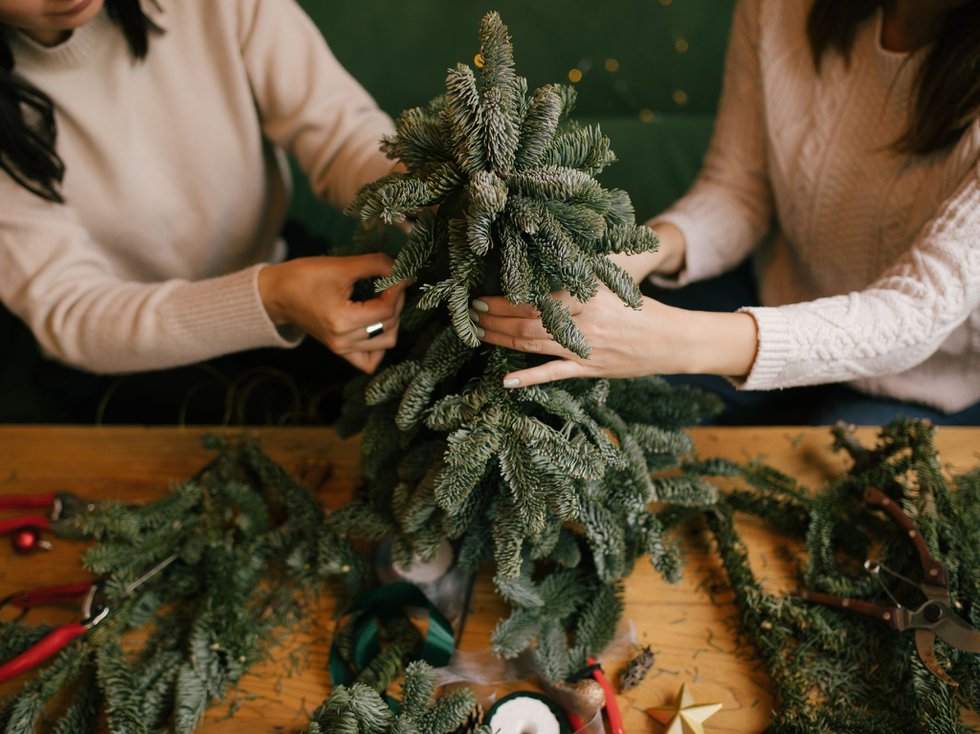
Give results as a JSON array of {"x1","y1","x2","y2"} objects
[{"x1": 365, "y1": 321, "x2": 385, "y2": 339}]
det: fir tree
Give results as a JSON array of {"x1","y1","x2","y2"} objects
[{"x1": 336, "y1": 11, "x2": 721, "y2": 681}]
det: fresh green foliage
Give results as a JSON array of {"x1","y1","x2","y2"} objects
[
  {"x1": 304, "y1": 662, "x2": 492, "y2": 734},
  {"x1": 704, "y1": 420, "x2": 980, "y2": 733},
  {"x1": 340, "y1": 10, "x2": 721, "y2": 683},
  {"x1": 0, "y1": 437, "x2": 371, "y2": 734}
]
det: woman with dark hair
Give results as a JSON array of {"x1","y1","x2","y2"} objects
[
  {"x1": 0, "y1": 0, "x2": 407, "y2": 420},
  {"x1": 473, "y1": 0, "x2": 980, "y2": 425}
]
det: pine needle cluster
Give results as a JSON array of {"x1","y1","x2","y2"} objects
[
  {"x1": 0, "y1": 437, "x2": 371, "y2": 734},
  {"x1": 699, "y1": 419, "x2": 980, "y2": 733},
  {"x1": 304, "y1": 661, "x2": 491, "y2": 734},
  {"x1": 338, "y1": 11, "x2": 721, "y2": 682}
]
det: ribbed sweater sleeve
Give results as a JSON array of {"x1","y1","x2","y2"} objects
[
  {"x1": 648, "y1": 0, "x2": 774, "y2": 287},
  {"x1": 740, "y1": 165, "x2": 980, "y2": 390}
]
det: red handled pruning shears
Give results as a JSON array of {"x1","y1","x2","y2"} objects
[
  {"x1": 802, "y1": 487, "x2": 980, "y2": 686},
  {"x1": 0, "y1": 491, "x2": 99, "y2": 553},
  {"x1": 0, "y1": 554, "x2": 178, "y2": 684}
]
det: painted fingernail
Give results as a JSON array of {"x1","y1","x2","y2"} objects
[
  {"x1": 503, "y1": 377, "x2": 521, "y2": 388},
  {"x1": 468, "y1": 308, "x2": 480, "y2": 323},
  {"x1": 474, "y1": 325, "x2": 486, "y2": 338},
  {"x1": 471, "y1": 299, "x2": 489, "y2": 313}
]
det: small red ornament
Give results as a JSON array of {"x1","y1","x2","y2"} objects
[{"x1": 10, "y1": 528, "x2": 52, "y2": 554}]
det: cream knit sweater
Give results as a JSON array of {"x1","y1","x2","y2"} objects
[
  {"x1": 0, "y1": 0, "x2": 394, "y2": 374},
  {"x1": 654, "y1": 0, "x2": 980, "y2": 413}
]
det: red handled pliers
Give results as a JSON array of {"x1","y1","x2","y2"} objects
[
  {"x1": 0, "y1": 492, "x2": 96, "y2": 553},
  {"x1": 802, "y1": 487, "x2": 980, "y2": 686},
  {"x1": 0, "y1": 554, "x2": 177, "y2": 683}
]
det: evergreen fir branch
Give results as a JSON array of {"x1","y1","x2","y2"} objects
[
  {"x1": 550, "y1": 527, "x2": 583, "y2": 568},
  {"x1": 490, "y1": 607, "x2": 543, "y2": 659},
  {"x1": 443, "y1": 64, "x2": 485, "y2": 175},
  {"x1": 497, "y1": 218, "x2": 535, "y2": 304},
  {"x1": 374, "y1": 211, "x2": 442, "y2": 291},
  {"x1": 345, "y1": 172, "x2": 406, "y2": 220},
  {"x1": 481, "y1": 86, "x2": 520, "y2": 174},
  {"x1": 498, "y1": 435, "x2": 551, "y2": 534},
  {"x1": 415, "y1": 279, "x2": 456, "y2": 311},
  {"x1": 589, "y1": 253, "x2": 642, "y2": 308},
  {"x1": 365, "y1": 361, "x2": 423, "y2": 407},
  {"x1": 569, "y1": 583, "x2": 624, "y2": 670},
  {"x1": 652, "y1": 476, "x2": 719, "y2": 506},
  {"x1": 535, "y1": 214, "x2": 599, "y2": 302},
  {"x1": 509, "y1": 165, "x2": 604, "y2": 204},
  {"x1": 495, "y1": 571, "x2": 545, "y2": 608},
  {"x1": 579, "y1": 500, "x2": 628, "y2": 583},
  {"x1": 477, "y1": 12, "x2": 518, "y2": 106},
  {"x1": 538, "y1": 569, "x2": 594, "y2": 620},
  {"x1": 595, "y1": 222, "x2": 659, "y2": 255},
  {"x1": 96, "y1": 641, "x2": 147, "y2": 734},
  {"x1": 306, "y1": 683, "x2": 394, "y2": 734},
  {"x1": 545, "y1": 200, "x2": 607, "y2": 243},
  {"x1": 543, "y1": 124, "x2": 617, "y2": 176},
  {"x1": 533, "y1": 619, "x2": 573, "y2": 682},
  {"x1": 515, "y1": 86, "x2": 562, "y2": 170},
  {"x1": 601, "y1": 188, "x2": 637, "y2": 228},
  {"x1": 433, "y1": 423, "x2": 503, "y2": 514},
  {"x1": 418, "y1": 161, "x2": 465, "y2": 201},
  {"x1": 448, "y1": 282, "x2": 481, "y2": 347},
  {"x1": 534, "y1": 293, "x2": 590, "y2": 358},
  {"x1": 455, "y1": 507, "x2": 493, "y2": 571},
  {"x1": 382, "y1": 107, "x2": 451, "y2": 167},
  {"x1": 642, "y1": 515, "x2": 684, "y2": 584},
  {"x1": 418, "y1": 688, "x2": 480, "y2": 734},
  {"x1": 492, "y1": 497, "x2": 526, "y2": 580},
  {"x1": 51, "y1": 673, "x2": 101, "y2": 734}
]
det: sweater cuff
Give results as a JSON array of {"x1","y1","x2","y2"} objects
[
  {"x1": 643, "y1": 212, "x2": 712, "y2": 289},
  {"x1": 735, "y1": 306, "x2": 793, "y2": 390},
  {"x1": 167, "y1": 264, "x2": 304, "y2": 356}
]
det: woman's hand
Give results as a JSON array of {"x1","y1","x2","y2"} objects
[
  {"x1": 472, "y1": 288, "x2": 759, "y2": 388},
  {"x1": 258, "y1": 254, "x2": 409, "y2": 373}
]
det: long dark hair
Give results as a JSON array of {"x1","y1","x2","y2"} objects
[
  {"x1": 808, "y1": 0, "x2": 980, "y2": 155},
  {"x1": 0, "y1": 1, "x2": 160, "y2": 203}
]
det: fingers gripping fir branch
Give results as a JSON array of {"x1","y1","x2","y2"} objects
[
  {"x1": 258, "y1": 254, "x2": 409, "y2": 374},
  {"x1": 471, "y1": 289, "x2": 760, "y2": 388}
]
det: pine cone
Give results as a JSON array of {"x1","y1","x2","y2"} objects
[{"x1": 619, "y1": 645, "x2": 656, "y2": 692}]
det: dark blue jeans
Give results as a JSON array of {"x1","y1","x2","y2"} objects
[{"x1": 649, "y1": 261, "x2": 980, "y2": 426}]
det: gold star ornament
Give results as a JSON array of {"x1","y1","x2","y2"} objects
[{"x1": 645, "y1": 683, "x2": 722, "y2": 734}]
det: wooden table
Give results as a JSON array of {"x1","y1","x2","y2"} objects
[{"x1": 0, "y1": 426, "x2": 977, "y2": 733}]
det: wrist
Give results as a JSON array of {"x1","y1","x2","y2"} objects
[
  {"x1": 647, "y1": 221, "x2": 687, "y2": 278},
  {"x1": 257, "y1": 263, "x2": 291, "y2": 326},
  {"x1": 670, "y1": 308, "x2": 758, "y2": 378}
]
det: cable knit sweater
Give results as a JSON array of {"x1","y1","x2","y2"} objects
[
  {"x1": 0, "y1": 0, "x2": 394, "y2": 374},
  {"x1": 653, "y1": 0, "x2": 980, "y2": 413}
]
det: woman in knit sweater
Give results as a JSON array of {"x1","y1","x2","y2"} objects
[
  {"x1": 473, "y1": 0, "x2": 980, "y2": 424},
  {"x1": 0, "y1": 0, "x2": 407, "y2": 419}
]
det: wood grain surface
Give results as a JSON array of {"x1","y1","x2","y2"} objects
[{"x1": 0, "y1": 426, "x2": 977, "y2": 733}]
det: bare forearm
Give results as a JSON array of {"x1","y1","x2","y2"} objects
[{"x1": 665, "y1": 307, "x2": 758, "y2": 378}]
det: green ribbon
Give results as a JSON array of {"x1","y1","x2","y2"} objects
[{"x1": 329, "y1": 582, "x2": 455, "y2": 707}]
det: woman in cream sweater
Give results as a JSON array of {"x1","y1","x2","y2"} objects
[
  {"x1": 473, "y1": 0, "x2": 980, "y2": 424},
  {"x1": 0, "y1": 0, "x2": 407, "y2": 419}
]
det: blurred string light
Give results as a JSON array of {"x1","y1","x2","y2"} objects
[{"x1": 562, "y1": 0, "x2": 691, "y2": 123}]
